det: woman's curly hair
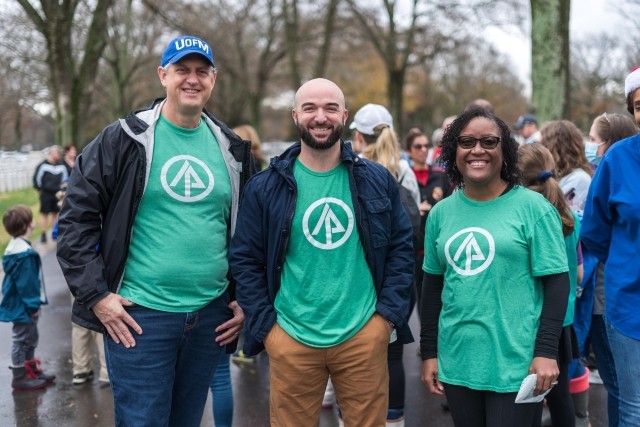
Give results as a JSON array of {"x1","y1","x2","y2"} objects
[
  {"x1": 539, "y1": 120, "x2": 592, "y2": 179},
  {"x1": 439, "y1": 108, "x2": 521, "y2": 189}
]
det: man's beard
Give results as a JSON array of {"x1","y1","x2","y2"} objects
[{"x1": 297, "y1": 122, "x2": 343, "y2": 150}]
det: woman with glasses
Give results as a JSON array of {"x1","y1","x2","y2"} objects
[
  {"x1": 420, "y1": 108, "x2": 570, "y2": 426},
  {"x1": 405, "y1": 130, "x2": 450, "y2": 312}
]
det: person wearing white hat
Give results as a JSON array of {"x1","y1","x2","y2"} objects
[
  {"x1": 582, "y1": 66, "x2": 640, "y2": 426},
  {"x1": 625, "y1": 66, "x2": 640, "y2": 121},
  {"x1": 350, "y1": 104, "x2": 420, "y2": 206}
]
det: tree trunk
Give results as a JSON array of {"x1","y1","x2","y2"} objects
[
  {"x1": 16, "y1": 0, "x2": 113, "y2": 147},
  {"x1": 388, "y1": 69, "x2": 405, "y2": 135},
  {"x1": 530, "y1": 0, "x2": 570, "y2": 122}
]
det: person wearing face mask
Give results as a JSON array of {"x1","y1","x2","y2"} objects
[
  {"x1": 572, "y1": 111, "x2": 638, "y2": 427},
  {"x1": 585, "y1": 113, "x2": 637, "y2": 167}
]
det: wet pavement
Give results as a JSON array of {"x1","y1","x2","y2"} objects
[{"x1": 0, "y1": 241, "x2": 610, "y2": 426}]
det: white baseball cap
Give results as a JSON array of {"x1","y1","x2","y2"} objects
[{"x1": 349, "y1": 104, "x2": 393, "y2": 136}]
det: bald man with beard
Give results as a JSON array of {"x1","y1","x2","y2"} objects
[{"x1": 230, "y1": 78, "x2": 415, "y2": 426}]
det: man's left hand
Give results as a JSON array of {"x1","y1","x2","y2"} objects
[{"x1": 214, "y1": 300, "x2": 245, "y2": 346}]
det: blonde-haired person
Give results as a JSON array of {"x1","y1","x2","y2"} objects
[
  {"x1": 539, "y1": 120, "x2": 592, "y2": 213},
  {"x1": 234, "y1": 124, "x2": 266, "y2": 171},
  {"x1": 519, "y1": 143, "x2": 583, "y2": 427},
  {"x1": 350, "y1": 103, "x2": 418, "y2": 427},
  {"x1": 351, "y1": 104, "x2": 420, "y2": 206}
]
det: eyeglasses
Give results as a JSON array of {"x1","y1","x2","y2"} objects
[
  {"x1": 412, "y1": 143, "x2": 430, "y2": 150},
  {"x1": 457, "y1": 136, "x2": 501, "y2": 150}
]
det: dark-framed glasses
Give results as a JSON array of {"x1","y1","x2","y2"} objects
[{"x1": 457, "y1": 136, "x2": 501, "y2": 150}]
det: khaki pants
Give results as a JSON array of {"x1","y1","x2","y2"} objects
[
  {"x1": 70, "y1": 296, "x2": 108, "y2": 381},
  {"x1": 264, "y1": 314, "x2": 389, "y2": 427}
]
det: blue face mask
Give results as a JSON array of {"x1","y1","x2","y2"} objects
[{"x1": 584, "y1": 141, "x2": 603, "y2": 164}]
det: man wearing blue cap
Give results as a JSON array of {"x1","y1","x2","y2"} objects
[
  {"x1": 514, "y1": 113, "x2": 540, "y2": 144},
  {"x1": 57, "y1": 35, "x2": 253, "y2": 426}
]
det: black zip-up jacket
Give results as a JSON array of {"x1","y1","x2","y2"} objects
[
  {"x1": 56, "y1": 98, "x2": 254, "y2": 332},
  {"x1": 33, "y1": 159, "x2": 68, "y2": 193}
]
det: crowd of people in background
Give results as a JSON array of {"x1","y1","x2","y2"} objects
[{"x1": 2, "y1": 33, "x2": 639, "y2": 427}]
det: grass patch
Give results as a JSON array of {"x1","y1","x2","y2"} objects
[{"x1": 0, "y1": 188, "x2": 44, "y2": 254}]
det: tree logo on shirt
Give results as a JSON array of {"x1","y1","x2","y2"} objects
[
  {"x1": 444, "y1": 227, "x2": 495, "y2": 276},
  {"x1": 161, "y1": 155, "x2": 214, "y2": 202},
  {"x1": 302, "y1": 197, "x2": 354, "y2": 250}
]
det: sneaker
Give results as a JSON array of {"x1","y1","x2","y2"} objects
[
  {"x1": 231, "y1": 350, "x2": 256, "y2": 364},
  {"x1": 98, "y1": 371, "x2": 110, "y2": 387},
  {"x1": 73, "y1": 370, "x2": 94, "y2": 385},
  {"x1": 25, "y1": 359, "x2": 56, "y2": 383}
]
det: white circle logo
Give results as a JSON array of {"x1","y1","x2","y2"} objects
[
  {"x1": 160, "y1": 155, "x2": 214, "y2": 202},
  {"x1": 302, "y1": 197, "x2": 354, "y2": 250},
  {"x1": 444, "y1": 227, "x2": 495, "y2": 276}
]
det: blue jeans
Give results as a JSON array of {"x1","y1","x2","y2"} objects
[
  {"x1": 591, "y1": 314, "x2": 619, "y2": 426},
  {"x1": 105, "y1": 295, "x2": 231, "y2": 427},
  {"x1": 210, "y1": 352, "x2": 233, "y2": 427},
  {"x1": 605, "y1": 315, "x2": 640, "y2": 426}
]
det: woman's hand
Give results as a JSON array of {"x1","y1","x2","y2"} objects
[
  {"x1": 528, "y1": 357, "x2": 559, "y2": 396},
  {"x1": 421, "y1": 358, "x2": 445, "y2": 396}
]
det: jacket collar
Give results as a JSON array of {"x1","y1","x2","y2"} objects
[{"x1": 123, "y1": 97, "x2": 244, "y2": 147}]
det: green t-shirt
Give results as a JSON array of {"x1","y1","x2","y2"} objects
[
  {"x1": 275, "y1": 160, "x2": 376, "y2": 347},
  {"x1": 423, "y1": 186, "x2": 568, "y2": 392},
  {"x1": 120, "y1": 115, "x2": 231, "y2": 312},
  {"x1": 563, "y1": 211, "x2": 581, "y2": 326}
]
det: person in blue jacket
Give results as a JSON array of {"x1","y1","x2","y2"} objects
[
  {"x1": 580, "y1": 66, "x2": 640, "y2": 426},
  {"x1": 230, "y1": 78, "x2": 414, "y2": 426},
  {"x1": 1, "y1": 205, "x2": 55, "y2": 390}
]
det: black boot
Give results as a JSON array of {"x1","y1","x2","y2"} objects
[
  {"x1": 10, "y1": 366, "x2": 47, "y2": 391},
  {"x1": 25, "y1": 359, "x2": 56, "y2": 383}
]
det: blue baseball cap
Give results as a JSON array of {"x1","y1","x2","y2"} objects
[{"x1": 161, "y1": 36, "x2": 215, "y2": 68}]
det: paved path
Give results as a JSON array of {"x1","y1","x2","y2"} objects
[{"x1": 0, "y1": 241, "x2": 609, "y2": 426}]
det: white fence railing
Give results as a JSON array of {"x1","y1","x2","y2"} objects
[{"x1": 0, "y1": 152, "x2": 44, "y2": 193}]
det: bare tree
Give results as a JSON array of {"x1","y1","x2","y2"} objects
[
  {"x1": 345, "y1": 0, "x2": 421, "y2": 133},
  {"x1": 282, "y1": 0, "x2": 341, "y2": 88},
  {"x1": 102, "y1": 0, "x2": 164, "y2": 118},
  {"x1": 0, "y1": 7, "x2": 52, "y2": 150},
  {"x1": 15, "y1": 0, "x2": 114, "y2": 147}
]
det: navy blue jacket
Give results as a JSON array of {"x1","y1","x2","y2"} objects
[{"x1": 230, "y1": 141, "x2": 415, "y2": 355}]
